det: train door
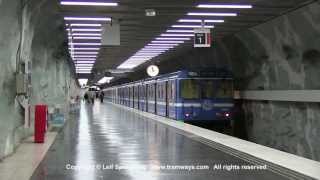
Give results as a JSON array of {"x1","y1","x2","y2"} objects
[
  {"x1": 146, "y1": 84, "x2": 148, "y2": 112},
  {"x1": 130, "y1": 86, "x2": 134, "y2": 108},
  {"x1": 153, "y1": 83, "x2": 157, "y2": 113},
  {"x1": 167, "y1": 80, "x2": 176, "y2": 119},
  {"x1": 166, "y1": 81, "x2": 170, "y2": 117}
]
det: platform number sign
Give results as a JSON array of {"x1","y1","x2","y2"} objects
[{"x1": 194, "y1": 28, "x2": 211, "y2": 48}]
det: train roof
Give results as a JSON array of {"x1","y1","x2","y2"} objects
[{"x1": 105, "y1": 69, "x2": 233, "y2": 90}]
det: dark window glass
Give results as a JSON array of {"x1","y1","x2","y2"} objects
[{"x1": 180, "y1": 80, "x2": 200, "y2": 99}]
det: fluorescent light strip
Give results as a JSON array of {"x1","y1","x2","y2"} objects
[
  {"x1": 77, "y1": 72, "x2": 92, "y2": 74},
  {"x1": 72, "y1": 52, "x2": 99, "y2": 55},
  {"x1": 138, "y1": 50, "x2": 166, "y2": 53},
  {"x1": 69, "y1": 28, "x2": 102, "y2": 32},
  {"x1": 142, "y1": 46, "x2": 174, "y2": 49},
  {"x1": 148, "y1": 43, "x2": 179, "y2": 46},
  {"x1": 78, "y1": 79, "x2": 88, "y2": 85},
  {"x1": 69, "y1": 43, "x2": 101, "y2": 46},
  {"x1": 156, "y1": 37, "x2": 191, "y2": 40},
  {"x1": 76, "y1": 68, "x2": 92, "y2": 70},
  {"x1": 75, "y1": 61, "x2": 96, "y2": 63},
  {"x1": 151, "y1": 41, "x2": 184, "y2": 44},
  {"x1": 136, "y1": 51, "x2": 165, "y2": 53},
  {"x1": 61, "y1": 1, "x2": 118, "y2": 6},
  {"x1": 197, "y1": 4, "x2": 252, "y2": 9},
  {"x1": 69, "y1": 48, "x2": 100, "y2": 50},
  {"x1": 72, "y1": 55, "x2": 97, "y2": 58},
  {"x1": 70, "y1": 24, "x2": 101, "y2": 27},
  {"x1": 98, "y1": 77, "x2": 114, "y2": 84},
  {"x1": 187, "y1": 12, "x2": 237, "y2": 16},
  {"x1": 132, "y1": 55, "x2": 155, "y2": 58},
  {"x1": 72, "y1": 33, "x2": 101, "y2": 36},
  {"x1": 72, "y1": 36, "x2": 102, "y2": 40},
  {"x1": 172, "y1": 25, "x2": 214, "y2": 28},
  {"x1": 167, "y1": 29, "x2": 194, "y2": 33},
  {"x1": 75, "y1": 60, "x2": 95, "y2": 62},
  {"x1": 179, "y1": 19, "x2": 224, "y2": 23},
  {"x1": 75, "y1": 63, "x2": 95, "y2": 65},
  {"x1": 64, "y1": 17, "x2": 111, "y2": 21},
  {"x1": 161, "y1": 33, "x2": 194, "y2": 37},
  {"x1": 76, "y1": 66, "x2": 94, "y2": 68}
]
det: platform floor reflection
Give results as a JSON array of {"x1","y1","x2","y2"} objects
[{"x1": 30, "y1": 102, "x2": 289, "y2": 180}]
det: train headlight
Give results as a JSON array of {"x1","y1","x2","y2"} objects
[
  {"x1": 225, "y1": 113, "x2": 230, "y2": 117},
  {"x1": 185, "y1": 113, "x2": 190, "y2": 117}
]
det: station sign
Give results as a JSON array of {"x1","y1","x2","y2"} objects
[{"x1": 194, "y1": 28, "x2": 211, "y2": 48}]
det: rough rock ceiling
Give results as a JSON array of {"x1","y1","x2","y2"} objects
[{"x1": 59, "y1": 0, "x2": 314, "y2": 82}]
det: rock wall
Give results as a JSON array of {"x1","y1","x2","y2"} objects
[
  {"x1": 126, "y1": 2, "x2": 320, "y2": 161},
  {"x1": 224, "y1": 2, "x2": 320, "y2": 161},
  {"x1": 0, "y1": 0, "x2": 77, "y2": 159}
]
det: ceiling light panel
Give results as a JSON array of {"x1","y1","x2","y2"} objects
[
  {"x1": 70, "y1": 24, "x2": 102, "y2": 27},
  {"x1": 187, "y1": 12, "x2": 237, "y2": 16},
  {"x1": 61, "y1": 1, "x2": 118, "y2": 6},
  {"x1": 64, "y1": 17, "x2": 111, "y2": 21},
  {"x1": 179, "y1": 19, "x2": 224, "y2": 23},
  {"x1": 197, "y1": 4, "x2": 252, "y2": 9}
]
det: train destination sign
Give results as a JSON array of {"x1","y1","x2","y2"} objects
[{"x1": 194, "y1": 28, "x2": 211, "y2": 48}]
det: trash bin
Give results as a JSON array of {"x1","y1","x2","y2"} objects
[{"x1": 34, "y1": 105, "x2": 47, "y2": 143}]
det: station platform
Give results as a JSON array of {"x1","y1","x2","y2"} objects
[{"x1": 29, "y1": 102, "x2": 319, "y2": 180}]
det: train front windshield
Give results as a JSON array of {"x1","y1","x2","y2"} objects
[{"x1": 180, "y1": 79, "x2": 233, "y2": 99}]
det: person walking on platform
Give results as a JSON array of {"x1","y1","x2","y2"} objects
[
  {"x1": 100, "y1": 91, "x2": 105, "y2": 103},
  {"x1": 84, "y1": 93, "x2": 89, "y2": 103}
]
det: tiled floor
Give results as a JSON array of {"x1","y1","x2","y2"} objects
[
  {"x1": 0, "y1": 132, "x2": 57, "y2": 180},
  {"x1": 30, "y1": 102, "x2": 289, "y2": 180}
]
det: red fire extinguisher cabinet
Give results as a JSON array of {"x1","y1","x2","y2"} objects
[{"x1": 34, "y1": 105, "x2": 48, "y2": 143}]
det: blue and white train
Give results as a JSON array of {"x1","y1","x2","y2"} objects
[{"x1": 104, "y1": 69, "x2": 234, "y2": 125}]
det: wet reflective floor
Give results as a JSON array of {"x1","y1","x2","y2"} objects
[{"x1": 30, "y1": 102, "x2": 289, "y2": 180}]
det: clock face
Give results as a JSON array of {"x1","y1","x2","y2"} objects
[{"x1": 147, "y1": 65, "x2": 159, "y2": 77}]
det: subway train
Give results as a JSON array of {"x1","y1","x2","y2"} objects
[{"x1": 103, "y1": 69, "x2": 234, "y2": 125}]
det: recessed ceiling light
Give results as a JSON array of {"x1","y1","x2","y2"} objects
[
  {"x1": 60, "y1": 1, "x2": 118, "y2": 6},
  {"x1": 187, "y1": 12, "x2": 237, "y2": 16},
  {"x1": 197, "y1": 4, "x2": 252, "y2": 9}
]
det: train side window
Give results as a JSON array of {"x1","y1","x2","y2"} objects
[{"x1": 172, "y1": 81, "x2": 175, "y2": 100}]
